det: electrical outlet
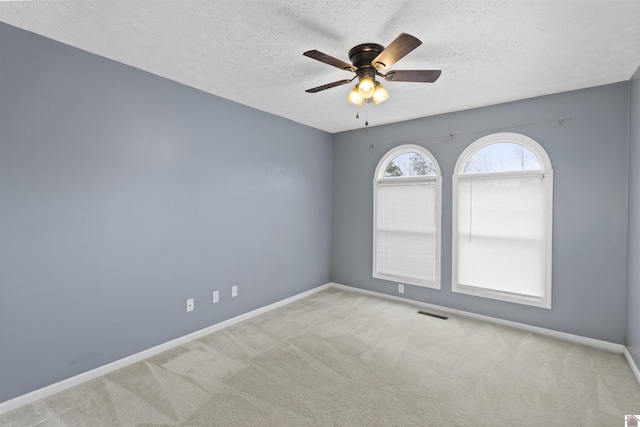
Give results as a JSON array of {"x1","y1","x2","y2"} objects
[
  {"x1": 186, "y1": 298, "x2": 194, "y2": 312},
  {"x1": 232, "y1": 285, "x2": 238, "y2": 297},
  {"x1": 212, "y1": 291, "x2": 219, "y2": 304},
  {"x1": 398, "y1": 283, "x2": 404, "y2": 294}
]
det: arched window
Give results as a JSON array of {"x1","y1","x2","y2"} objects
[
  {"x1": 452, "y1": 133, "x2": 553, "y2": 308},
  {"x1": 373, "y1": 145, "x2": 441, "y2": 289}
]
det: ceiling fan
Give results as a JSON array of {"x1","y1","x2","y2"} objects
[{"x1": 303, "y1": 33, "x2": 441, "y2": 106}]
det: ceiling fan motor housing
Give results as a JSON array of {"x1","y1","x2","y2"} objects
[{"x1": 349, "y1": 43, "x2": 384, "y2": 79}]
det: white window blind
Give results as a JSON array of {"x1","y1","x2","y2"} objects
[
  {"x1": 375, "y1": 180, "x2": 436, "y2": 284},
  {"x1": 456, "y1": 173, "x2": 546, "y2": 298}
]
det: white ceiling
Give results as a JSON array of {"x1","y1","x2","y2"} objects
[{"x1": 1, "y1": 1, "x2": 639, "y2": 133}]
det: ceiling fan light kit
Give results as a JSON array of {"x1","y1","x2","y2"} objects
[{"x1": 304, "y1": 33, "x2": 441, "y2": 116}]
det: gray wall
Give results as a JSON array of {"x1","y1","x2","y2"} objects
[
  {"x1": 627, "y1": 65, "x2": 640, "y2": 368},
  {"x1": 0, "y1": 23, "x2": 333, "y2": 403},
  {"x1": 332, "y1": 82, "x2": 630, "y2": 344}
]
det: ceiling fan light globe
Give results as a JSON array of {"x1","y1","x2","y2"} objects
[
  {"x1": 348, "y1": 86, "x2": 363, "y2": 106},
  {"x1": 373, "y1": 83, "x2": 389, "y2": 105},
  {"x1": 358, "y1": 77, "x2": 375, "y2": 99}
]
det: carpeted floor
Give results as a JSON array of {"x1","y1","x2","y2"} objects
[{"x1": 1, "y1": 287, "x2": 639, "y2": 426}]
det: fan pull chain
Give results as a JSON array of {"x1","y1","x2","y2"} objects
[
  {"x1": 365, "y1": 99, "x2": 369, "y2": 126},
  {"x1": 353, "y1": 101, "x2": 369, "y2": 126}
]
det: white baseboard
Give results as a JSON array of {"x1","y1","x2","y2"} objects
[
  {"x1": 0, "y1": 283, "x2": 331, "y2": 415},
  {"x1": 624, "y1": 347, "x2": 640, "y2": 385},
  {"x1": 329, "y1": 282, "x2": 625, "y2": 354}
]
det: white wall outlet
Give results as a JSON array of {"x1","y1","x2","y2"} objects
[
  {"x1": 231, "y1": 285, "x2": 238, "y2": 297},
  {"x1": 186, "y1": 298, "x2": 194, "y2": 312},
  {"x1": 212, "y1": 291, "x2": 219, "y2": 304},
  {"x1": 398, "y1": 283, "x2": 404, "y2": 294}
]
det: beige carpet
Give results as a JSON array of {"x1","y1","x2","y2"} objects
[{"x1": 1, "y1": 288, "x2": 639, "y2": 426}]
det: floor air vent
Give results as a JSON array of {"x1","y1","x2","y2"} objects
[{"x1": 418, "y1": 310, "x2": 448, "y2": 320}]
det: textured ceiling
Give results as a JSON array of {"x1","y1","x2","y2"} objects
[{"x1": 1, "y1": 1, "x2": 639, "y2": 133}]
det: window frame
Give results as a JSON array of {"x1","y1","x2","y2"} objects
[
  {"x1": 452, "y1": 132, "x2": 553, "y2": 308},
  {"x1": 373, "y1": 144, "x2": 442, "y2": 289}
]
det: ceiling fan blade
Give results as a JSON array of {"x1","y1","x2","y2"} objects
[
  {"x1": 303, "y1": 50, "x2": 356, "y2": 72},
  {"x1": 371, "y1": 33, "x2": 422, "y2": 71},
  {"x1": 383, "y1": 70, "x2": 442, "y2": 83},
  {"x1": 305, "y1": 79, "x2": 354, "y2": 93}
]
